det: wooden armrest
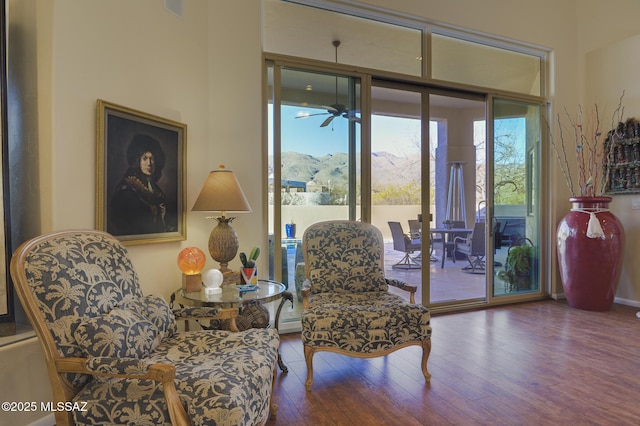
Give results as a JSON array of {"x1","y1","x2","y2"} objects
[
  {"x1": 56, "y1": 357, "x2": 175, "y2": 381},
  {"x1": 385, "y1": 278, "x2": 417, "y2": 303},
  {"x1": 56, "y1": 358, "x2": 190, "y2": 425},
  {"x1": 301, "y1": 281, "x2": 312, "y2": 309}
]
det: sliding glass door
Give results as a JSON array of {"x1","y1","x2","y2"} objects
[
  {"x1": 369, "y1": 83, "x2": 490, "y2": 307},
  {"x1": 267, "y1": 63, "x2": 546, "y2": 322},
  {"x1": 267, "y1": 63, "x2": 361, "y2": 326},
  {"x1": 490, "y1": 97, "x2": 542, "y2": 299},
  {"x1": 428, "y1": 92, "x2": 487, "y2": 306},
  {"x1": 369, "y1": 87, "x2": 543, "y2": 307},
  {"x1": 370, "y1": 83, "x2": 424, "y2": 302}
]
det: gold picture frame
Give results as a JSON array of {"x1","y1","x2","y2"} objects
[{"x1": 96, "y1": 100, "x2": 187, "y2": 245}]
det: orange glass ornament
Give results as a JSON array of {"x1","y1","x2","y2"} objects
[{"x1": 177, "y1": 247, "x2": 206, "y2": 275}]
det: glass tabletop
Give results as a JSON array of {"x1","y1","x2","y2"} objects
[
  {"x1": 430, "y1": 227, "x2": 472, "y2": 233},
  {"x1": 174, "y1": 279, "x2": 286, "y2": 308}
]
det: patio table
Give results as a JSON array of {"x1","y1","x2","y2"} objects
[{"x1": 429, "y1": 227, "x2": 472, "y2": 269}]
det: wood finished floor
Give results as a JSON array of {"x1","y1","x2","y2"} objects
[{"x1": 267, "y1": 300, "x2": 640, "y2": 425}]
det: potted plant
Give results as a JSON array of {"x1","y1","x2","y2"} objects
[
  {"x1": 239, "y1": 247, "x2": 260, "y2": 284},
  {"x1": 498, "y1": 240, "x2": 537, "y2": 292}
]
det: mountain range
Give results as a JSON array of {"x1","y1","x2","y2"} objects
[{"x1": 274, "y1": 151, "x2": 421, "y2": 190}]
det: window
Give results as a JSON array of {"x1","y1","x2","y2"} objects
[{"x1": 431, "y1": 33, "x2": 543, "y2": 96}]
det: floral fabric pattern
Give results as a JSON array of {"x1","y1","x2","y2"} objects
[
  {"x1": 20, "y1": 231, "x2": 279, "y2": 426},
  {"x1": 304, "y1": 221, "x2": 389, "y2": 294},
  {"x1": 74, "y1": 308, "x2": 160, "y2": 358},
  {"x1": 119, "y1": 294, "x2": 178, "y2": 341},
  {"x1": 309, "y1": 266, "x2": 387, "y2": 294},
  {"x1": 302, "y1": 292, "x2": 431, "y2": 353},
  {"x1": 84, "y1": 357, "x2": 154, "y2": 376},
  {"x1": 23, "y1": 232, "x2": 143, "y2": 388},
  {"x1": 73, "y1": 328, "x2": 280, "y2": 426},
  {"x1": 302, "y1": 220, "x2": 431, "y2": 355}
]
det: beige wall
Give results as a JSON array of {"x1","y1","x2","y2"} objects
[
  {"x1": 585, "y1": 33, "x2": 640, "y2": 303},
  {"x1": 0, "y1": 338, "x2": 52, "y2": 425},
  {"x1": 5, "y1": 0, "x2": 640, "y2": 423},
  {"x1": 9, "y1": 0, "x2": 265, "y2": 292},
  {"x1": 277, "y1": 205, "x2": 424, "y2": 242},
  {"x1": 4, "y1": 0, "x2": 263, "y2": 423}
]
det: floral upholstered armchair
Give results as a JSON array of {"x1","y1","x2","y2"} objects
[
  {"x1": 300, "y1": 220, "x2": 432, "y2": 391},
  {"x1": 10, "y1": 230, "x2": 280, "y2": 426}
]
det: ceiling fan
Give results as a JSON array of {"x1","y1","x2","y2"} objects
[{"x1": 296, "y1": 40, "x2": 361, "y2": 128}]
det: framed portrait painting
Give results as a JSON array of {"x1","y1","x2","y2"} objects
[{"x1": 96, "y1": 100, "x2": 187, "y2": 245}]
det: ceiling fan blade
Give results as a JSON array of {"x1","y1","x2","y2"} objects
[
  {"x1": 321, "y1": 105, "x2": 339, "y2": 113},
  {"x1": 320, "y1": 116, "x2": 335, "y2": 127},
  {"x1": 295, "y1": 112, "x2": 330, "y2": 119},
  {"x1": 349, "y1": 116, "x2": 362, "y2": 123}
]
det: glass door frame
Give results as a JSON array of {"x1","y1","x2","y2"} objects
[
  {"x1": 267, "y1": 59, "x2": 369, "y2": 286},
  {"x1": 425, "y1": 87, "x2": 488, "y2": 310},
  {"x1": 485, "y1": 94, "x2": 548, "y2": 306},
  {"x1": 265, "y1": 55, "x2": 550, "y2": 315}
]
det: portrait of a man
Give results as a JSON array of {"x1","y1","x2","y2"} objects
[
  {"x1": 109, "y1": 133, "x2": 172, "y2": 235},
  {"x1": 97, "y1": 100, "x2": 186, "y2": 244}
]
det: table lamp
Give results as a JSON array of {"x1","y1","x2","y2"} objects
[
  {"x1": 203, "y1": 268, "x2": 224, "y2": 294},
  {"x1": 192, "y1": 165, "x2": 251, "y2": 273}
]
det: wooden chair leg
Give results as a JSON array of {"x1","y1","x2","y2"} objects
[
  {"x1": 303, "y1": 345, "x2": 315, "y2": 391},
  {"x1": 421, "y1": 339, "x2": 432, "y2": 381},
  {"x1": 269, "y1": 365, "x2": 278, "y2": 419}
]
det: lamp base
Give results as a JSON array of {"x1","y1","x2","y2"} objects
[
  {"x1": 221, "y1": 270, "x2": 240, "y2": 286},
  {"x1": 182, "y1": 273, "x2": 202, "y2": 293},
  {"x1": 208, "y1": 216, "x2": 239, "y2": 273}
]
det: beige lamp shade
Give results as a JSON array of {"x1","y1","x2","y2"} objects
[
  {"x1": 192, "y1": 166, "x2": 251, "y2": 273},
  {"x1": 192, "y1": 167, "x2": 251, "y2": 214}
]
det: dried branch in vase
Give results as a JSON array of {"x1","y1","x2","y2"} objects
[{"x1": 546, "y1": 92, "x2": 626, "y2": 197}]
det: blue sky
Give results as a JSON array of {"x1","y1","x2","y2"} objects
[
  {"x1": 274, "y1": 105, "x2": 423, "y2": 157},
  {"x1": 270, "y1": 104, "x2": 524, "y2": 159}
]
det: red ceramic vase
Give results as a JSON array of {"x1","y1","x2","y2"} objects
[{"x1": 556, "y1": 196, "x2": 625, "y2": 311}]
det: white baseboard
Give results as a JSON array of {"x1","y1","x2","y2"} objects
[{"x1": 614, "y1": 297, "x2": 640, "y2": 308}]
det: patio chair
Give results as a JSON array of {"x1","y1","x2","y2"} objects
[
  {"x1": 413, "y1": 217, "x2": 441, "y2": 263},
  {"x1": 388, "y1": 221, "x2": 421, "y2": 269},
  {"x1": 408, "y1": 219, "x2": 422, "y2": 241},
  {"x1": 428, "y1": 230, "x2": 443, "y2": 263},
  {"x1": 444, "y1": 220, "x2": 468, "y2": 263},
  {"x1": 300, "y1": 220, "x2": 432, "y2": 391},
  {"x1": 408, "y1": 219, "x2": 423, "y2": 262},
  {"x1": 10, "y1": 229, "x2": 280, "y2": 426},
  {"x1": 454, "y1": 221, "x2": 486, "y2": 273}
]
